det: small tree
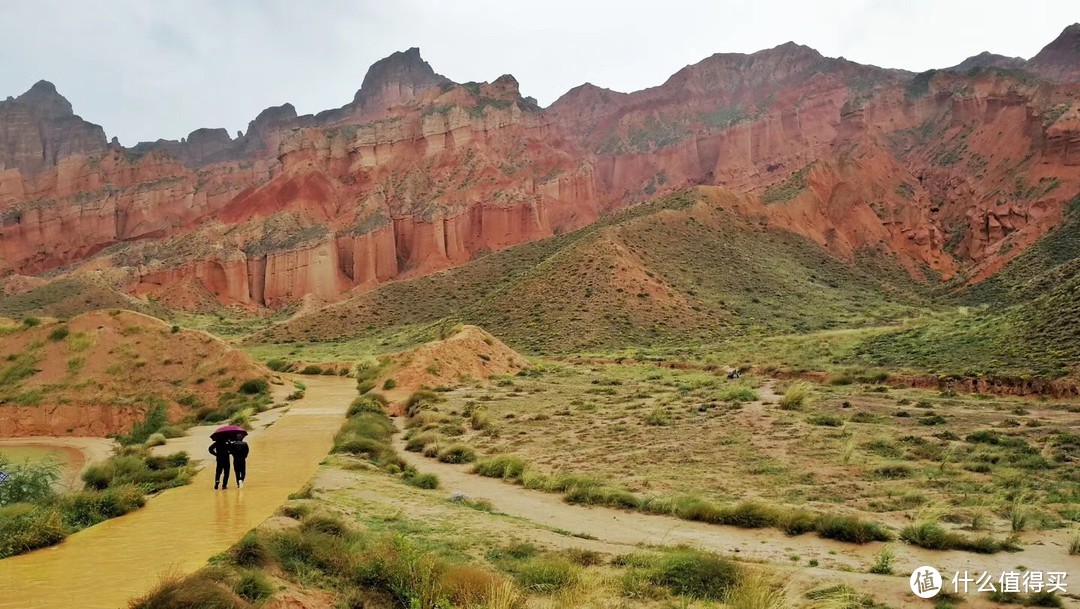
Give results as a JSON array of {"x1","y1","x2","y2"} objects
[{"x1": 0, "y1": 457, "x2": 60, "y2": 507}]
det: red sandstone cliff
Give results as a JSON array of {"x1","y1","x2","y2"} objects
[{"x1": 2, "y1": 32, "x2": 1080, "y2": 309}]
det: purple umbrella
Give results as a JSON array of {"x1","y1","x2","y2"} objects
[{"x1": 210, "y1": 425, "x2": 249, "y2": 441}]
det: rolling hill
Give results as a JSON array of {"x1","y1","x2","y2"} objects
[{"x1": 251, "y1": 189, "x2": 931, "y2": 354}]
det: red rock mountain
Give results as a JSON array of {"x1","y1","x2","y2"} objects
[{"x1": 1, "y1": 26, "x2": 1079, "y2": 309}]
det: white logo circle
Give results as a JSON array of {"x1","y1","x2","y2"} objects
[{"x1": 909, "y1": 566, "x2": 942, "y2": 598}]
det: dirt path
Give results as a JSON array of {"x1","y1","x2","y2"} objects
[
  {"x1": 0, "y1": 375, "x2": 354, "y2": 609},
  {"x1": 391, "y1": 416, "x2": 1080, "y2": 608}
]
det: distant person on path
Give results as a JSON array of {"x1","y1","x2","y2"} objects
[
  {"x1": 209, "y1": 438, "x2": 232, "y2": 490},
  {"x1": 230, "y1": 438, "x2": 250, "y2": 489}
]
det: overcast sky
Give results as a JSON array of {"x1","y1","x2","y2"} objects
[{"x1": 2, "y1": 0, "x2": 1076, "y2": 145}]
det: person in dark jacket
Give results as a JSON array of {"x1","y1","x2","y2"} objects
[
  {"x1": 230, "y1": 438, "x2": 250, "y2": 488},
  {"x1": 209, "y1": 438, "x2": 232, "y2": 490}
]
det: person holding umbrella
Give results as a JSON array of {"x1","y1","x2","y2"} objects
[
  {"x1": 209, "y1": 425, "x2": 247, "y2": 490},
  {"x1": 230, "y1": 435, "x2": 250, "y2": 488}
]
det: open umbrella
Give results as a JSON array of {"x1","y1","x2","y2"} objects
[{"x1": 211, "y1": 425, "x2": 249, "y2": 441}]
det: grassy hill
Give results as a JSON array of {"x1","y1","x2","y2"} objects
[
  {"x1": 251, "y1": 190, "x2": 929, "y2": 355},
  {"x1": 692, "y1": 193, "x2": 1080, "y2": 379},
  {"x1": 0, "y1": 277, "x2": 167, "y2": 321},
  {"x1": 850, "y1": 193, "x2": 1080, "y2": 378}
]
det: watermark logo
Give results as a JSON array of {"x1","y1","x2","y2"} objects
[
  {"x1": 910, "y1": 566, "x2": 942, "y2": 598},
  {"x1": 910, "y1": 566, "x2": 1069, "y2": 598},
  {"x1": 953, "y1": 570, "x2": 1068, "y2": 594}
]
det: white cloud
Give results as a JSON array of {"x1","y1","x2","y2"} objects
[{"x1": 1, "y1": 0, "x2": 1074, "y2": 145}]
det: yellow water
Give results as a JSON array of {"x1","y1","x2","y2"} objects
[
  {"x1": 0, "y1": 376, "x2": 354, "y2": 609},
  {"x1": 0, "y1": 446, "x2": 73, "y2": 465}
]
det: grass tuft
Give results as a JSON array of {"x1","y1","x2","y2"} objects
[{"x1": 778, "y1": 383, "x2": 812, "y2": 410}]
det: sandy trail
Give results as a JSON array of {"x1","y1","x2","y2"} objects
[{"x1": 0, "y1": 375, "x2": 354, "y2": 609}]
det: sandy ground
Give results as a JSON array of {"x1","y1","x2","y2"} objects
[{"x1": 388, "y1": 418, "x2": 1080, "y2": 609}]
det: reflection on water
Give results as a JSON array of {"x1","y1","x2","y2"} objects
[{"x1": 0, "y1": 377, "x2": 353, "y2": 609}]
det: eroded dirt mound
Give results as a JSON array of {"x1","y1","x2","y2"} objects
[
  {"x1": 382, "y1": 326, "x2": 528, "y2": 399},
  {"x1": 0, "y1": 309, "x2": 270, "y2": 436}
]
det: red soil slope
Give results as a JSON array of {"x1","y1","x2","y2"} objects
[{"x1": 0, "y1": 310, "x2": 269, "y2": 436}]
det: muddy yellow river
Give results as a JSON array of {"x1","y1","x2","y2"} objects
[{"x1": 0, "y1": 376, "x2": 354, "y2": 609}]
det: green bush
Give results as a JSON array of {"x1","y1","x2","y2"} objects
[
  {"x1": 300, "y1": 514, "x2": 352, "y2": 538},
  {"x1": 720, "y1": 387, "x2": 759, "y2": 402},
  {"x1": 405, "y1": 390, "x2": 445, "y2": 417},
  {"x1": 348, "y1": 396, "x2": 385, "y2": 416},
  {"x1": 807, "y1": 414, "x2": 844, "y2": 427},
  {"x1": 157, "y1": 423, "x2": 184, "y2": 438},
  {"x1": 337, "y1": 438, "x2": 396, "y2": 462},
  {"x1": 778, "y1": 383, "x2": 812, "y2": 410},
  {"x1": 777, "y1": 508, "x2": 819, "y2": 535},
  {"x1": 645, "y1": 549, "x2": 740, "y2": 600},
  {"x1": 474, "y1": 455, "x2": 528, "y2": 480},
  {"x1": 470, "y1": 409, "x2": 492, "y2": 430},
  {"x1": 0, "y1": 353, "x2": 39, "y2": 388},
  {"x1": 899, "y1": 521, "x2": 1011, "y2": 554},
  {"x1": 564, "y1": 484, "x2": 641, "y2": 510},
  {"x1": 333, "y1": 408, "x2": 404, "y2": 471},
  {"x1": 437, "y1": 444, "x2": 477, "y2": 464},
  {"x1": 404, "y1": 472, "x2": 440, "y2": 490},
  {"x1": 490, "y1": 541, "x2": 540, "y2": 561},
  {"x1": 268, "y1": 528, "x2": 355, "y2": 578},
  {"x1": 815, "y1": 514, "x2": 892, "y2": 544},
  {"x1": 919, "y1": 414, "x2": 948, "y2": 426},
  {"x1": 234, "y1": 570, "x2": 273, "y2": 602},
  {"x1": 145, "y1": 453, "x2": 190, "y2": 470},
  {"x1": 55, "y1": 485, "x2": 145, "y2": 528},
  {"x1": 116, "y1": 401, "x2": 168, "y2": 446},
  {"x1": 144, "y1": 432, "x2": 167, "y2": 448},
  {"x1": 238, "y1": 378, "x2": 269, "y2": 395},
  {"x1": 1027, "y1": 591, "x2": 1065, "y2": 607},
  {"x1": 266, "y1": 359, "x2": 291, "y2": 372},
  {"x1": 81, "y1": 449, "x2": 191, "y2": 493},
  {"x1": 22, "y1": 317, "x2": 40, "y2": 328},
  {"x1": 383, "y1": 378, "x2": 397, "y2": 390},
  {"x1": 511, "y1": 556, "x2": 579, "y2": 593},
  {"x1": 130, "y1": 570, "x2": 247, "y2": 609},
  {"x1": 719, "y1": 502, "x2": 780, "y2": 528},
  {"x1": 404, "y1": 431, "x2": 441, "y2": 453},
  {"x1": 0, "y1": 457, "x2": 60, "y2": 506},
  {"x1": 868, "y1": 545, "x2": 895, "y2": 574},
  {"x1": 278, "y1": 502, "x2": 313, "y2": 520},
  {"x1": 47, "y1": 326, "x2": 69, "y2": 341},
  {"x1": 300, "y1": 365, "x2": 323, "y2": 375},
  {"x1": 644, "y1": 408, "x2": 670, "y2": 426},
  {"x1": 229, "y1": 530, "x2": 271, "y2": 567},
  {"x1": 0, "y1": 506, "x2": 68, "y2": 558}
]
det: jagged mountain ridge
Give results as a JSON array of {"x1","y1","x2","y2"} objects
[{"x1": 1, "y1": 25, "x2": 1079, "y2": 309}]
